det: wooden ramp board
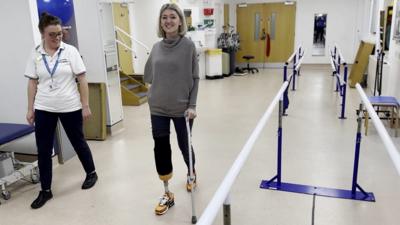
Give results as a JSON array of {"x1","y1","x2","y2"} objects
[
  {"x1": 349, "y1": 40, "x2": 375, "y2": 87},
  {"x1": 83, "y1": 83, "x2": 107, "y2": 140}
]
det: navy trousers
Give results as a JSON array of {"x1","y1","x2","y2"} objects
[
  {"x1": 34, "y1": 109, "x2": 95, "y2": 190},
  {"x1": 151, "y1": 115, "x2": 195, "y2": 179}
]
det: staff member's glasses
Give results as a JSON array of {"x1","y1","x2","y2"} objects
[{"x1": 48, "y1": 32, "x2": 63, "y2": 38}]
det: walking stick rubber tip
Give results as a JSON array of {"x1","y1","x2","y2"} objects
[{"x1": 191, "y1": 216, "x2": 197, "y2": 224}]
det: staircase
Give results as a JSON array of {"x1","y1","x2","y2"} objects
[{"x1": 120, "y1": 71, "x2": 148, "y2": 106}]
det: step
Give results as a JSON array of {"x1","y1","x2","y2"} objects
[
  {"x1": 126, "y1": 84, "x2": 140, "y2": 90},
  {"x1": 136, "y1": 91, "x2": 147, "y2": 98},
  {"x1": 120, "y1": 77, "x2": 129, "y2": 82}
]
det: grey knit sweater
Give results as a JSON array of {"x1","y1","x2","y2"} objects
[{"x1": 144, "y1": 36, "x2": 199, "y2": 117}]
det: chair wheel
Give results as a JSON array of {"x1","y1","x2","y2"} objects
[
  {"x1": 31, "y1": 174, "x2": 40, "y2": 184},
  {"x1": 31, "y1": 167, "x2": 40, "y2": 184}
]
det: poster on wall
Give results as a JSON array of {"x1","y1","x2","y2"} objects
[
  {"x1": 394, "y1": 1, "x2": 400, "y2": 42},
  {"x1": 204, "y1": 19, "x2": 215, "y2": 28},
  {"x1": 37, "y1": 0, "x2": 79, "y2": 48}
]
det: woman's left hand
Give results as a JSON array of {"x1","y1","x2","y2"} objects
[
  {"x1": 185, "y1": 108, "x2": 197, "y2": 119},
  {"x1": 82, "y1": 105, "x2": 92, "y2": 121}
]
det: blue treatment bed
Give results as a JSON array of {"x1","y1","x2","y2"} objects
[
  {"x1": 0, "y1": 123, "x2": 34, "y2": 147},
  {"x1": 0, "y1": 123, "x2": 38, "y2": 204},
  {"x1": 364, "y1": 96, "x2": 399, "y2": 137}
]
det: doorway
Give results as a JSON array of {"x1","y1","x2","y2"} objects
[{"x1": 236, "y1": 2, "x2": 296, "y2": 64}]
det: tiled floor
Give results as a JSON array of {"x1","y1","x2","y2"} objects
[{"x1": 1, "y1": 65, "x2": 400, "y2": 225}]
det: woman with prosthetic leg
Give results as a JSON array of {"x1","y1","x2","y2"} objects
[{"x1": 144, "y1": 3, "x2": 199, "y2": 216}]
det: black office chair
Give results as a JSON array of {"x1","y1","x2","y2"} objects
[{"x1": 242, "y1": 55, "x2": 259, "y2": 74}]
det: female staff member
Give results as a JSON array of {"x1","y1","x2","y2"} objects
[
  {"x1": 144, "y1": 3, "x2": 199, "y2": 215},
  {"x1": 25, "y1": 13, "x2": 98, "y2": 209}
]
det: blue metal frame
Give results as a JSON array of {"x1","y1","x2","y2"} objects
[
  {"x1": 292, "y1": 55, "x2": 297, "y2": 91},
  {"x1": 339, "y1": 64, "x2": 348, "y2": 119},
  {"x1": 284, "y1": 47, "x2": 304, "y2": 114},
  {"x1": 260, "y1": 98, "x2": 375, "y2": 202},
  {"x1": 330, "y1": 47, "x2": 348, "y2": 120},
  {"x1": 283, "y1": 63, "x2": 289, "y2": 116},
  {"x1": 335, "y1": 57, "x2": 340, "y2": 92}
]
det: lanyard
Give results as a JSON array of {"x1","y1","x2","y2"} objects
[{"x1": 42, "y1": 48, "x2": 63, "y2": 78}]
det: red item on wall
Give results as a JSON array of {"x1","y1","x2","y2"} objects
[
  {"x1": 266, "y1": 33, "x2": 271, "y2": 57},
  {"x1": 203, "y1": 8, "x2": 214, "y2": 16}
]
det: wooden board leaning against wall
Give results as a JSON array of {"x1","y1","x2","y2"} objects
[{"x1": 236, "y1": 3, "x2": 296, "y2": 63}]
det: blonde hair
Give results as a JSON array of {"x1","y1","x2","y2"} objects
[{"x1": 157, "y1": 3, "x2": 187, "y2": 38}]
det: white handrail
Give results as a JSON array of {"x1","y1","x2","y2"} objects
[
  {"x1": 335, "y1": 73, "x2": 346, "y2": 86},
  {"x1": 355, "y1": 83, "x2": 400, "y2": 176},
  {"x1": 329, "y1": 53, "x2": 337, "y2": 72},
  {"x1": 287, "y1": 45, "x2": 302, "y2": 63},
  {"x1": 295, "y1": 49, "x2": 306, "y2": 71},
  {"x1": 115, "y1": 26, "x2": 150, "y2": 53},
  {"x1": 287, "y1": 51, "x2": 296, "y2": 63},
  {"x1": 197, "y1": 81, "x2": 290, "y2": 225},
  {"x1": 115, "y1": 39, "x2": 136, "y2": 56},
  {"x1": 329, "y1": 48, "x2": 334, "y2": 58},
  {"x1": 334, "y1": 43, "x2": 345, "y2": 63}
]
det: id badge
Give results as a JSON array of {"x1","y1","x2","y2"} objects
[{"x1": 49, "y1": 80, "x2": 60, "y2": 91}]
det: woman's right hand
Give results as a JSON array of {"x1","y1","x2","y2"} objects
[{"x1": 26, "y1": 110, "x2": 35, "y2": 125}]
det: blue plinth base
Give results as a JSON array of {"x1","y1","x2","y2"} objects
[{"x1": 260, "y1": 180, "x2": 375, "y2": 202}]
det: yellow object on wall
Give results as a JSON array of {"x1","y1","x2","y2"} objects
[{"x1": 113, "y1": 3, "x2": 134, "y2": 75}]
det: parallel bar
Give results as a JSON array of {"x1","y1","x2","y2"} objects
[
  {"x1": 295, "y1": 51, "x2": 305, "y2": 72},
  {"x1": 292, "y1": 70, "x2": 297, "y2": 91},
  {"x1": 283, "y1": 63, "x2": 289, "y2": 115},
  {"x1": 287, "y1": 45, "x2": 302, "y2": 63},
  {"x1": 223, "y1": 194, "x2": 231, "y2": 225},
  {"x1": 334, "y1": 43, "x2": 346, "y2": 63},
  {"x1": 352, "y1": 104, "x2": 363, "y2": 194},
  {"x1": 286, "y1": 51, "x2": 296, "y2": 63},
  {"x1": 292, "y1": 52, "x2": 297, "y2": 91},
  {"x1": 196, "y1": 81, "x2": 289, "y2": 225},
  {"x1": 355, "y1": 84, "x2": 400, "y2": 176},
  {"x1": 277, "y1": 99, "x2": 283, "y2": 185},
  {"x1": 333, "y1": 46, "x2": 337, "y2": 59},
  {"x1": 339, "y1": 65, "x2": 348, "y2": 119},
  {"x1": 329, "y1": 53, "x2": 337, "y2": 72}
]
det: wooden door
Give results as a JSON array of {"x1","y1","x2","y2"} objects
[
  {"x1": 113, "y1": 3, "x2": 134, "y2": 74},
  {"x1": 236, "y1": 3, "x2": 296, "y2": 63}
]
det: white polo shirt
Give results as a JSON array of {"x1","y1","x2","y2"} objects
[{"x1": 25, "y1": 42, "x2": 86, "y2": 113}]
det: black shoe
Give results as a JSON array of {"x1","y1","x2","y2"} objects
[
  {"x1": 82, "y1": 172, "x2": 98, "y2": 190},
  {"x1": 31, "y1": 190, "x2": 53, "y2": 209}
]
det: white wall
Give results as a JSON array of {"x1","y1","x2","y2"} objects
[
  {"x1": 74, "y1": 0, "x2": 108, "y2": 83},
  {"x1": 363, "y1": 0, "x2": 400, "y2": 98},
  {"x1": 129, "y1": 0, "x2": 167, "y2": 74},
  {"x1": 0, "y1": 0, "x2": 39, "y2": 123},
  {"x1": 227, "y1": 0, "x2": 367, "y2": 64},
  {"x1": 387, "y1": 0, "x2": 400, "y2": 99},
  {"x1": 297, "y1": 0, "x2": 363, "y2": 63},
  {"x1": 74, "y1": 0, "x2": 124, "y2": 126},
  {"x1": 130, "y1": 0, "x2": 223, "y2": 74}
]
